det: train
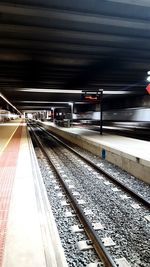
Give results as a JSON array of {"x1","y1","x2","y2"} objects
[
  {"x1": 74, "y1": 107, "x2": 150, "y2": 124},
  {"x1": 92, "y1": 107, "x2": 150, "y2": 123},
  {"x1": 29, "y1": 106, "x2": 150, "y2": 128}
]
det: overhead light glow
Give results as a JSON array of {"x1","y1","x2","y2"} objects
[
  {"x1": 146, "y1": 76, "x2": 150, "y2": 82},
  {"x1": 18, "y1": 88, "x2": 138, "y2": 95},
  {"x1": 18, "y1": 101, "x2": 75, "y2": 104},
  {"x1": 18, "y1": 88, "x2": 82, "y2": 94},
  {"x1": 0, "y1": 92, "x2": 21, "y2": 114},
  {"x1": 147, "y1": 71, "x2": 150, "y2": 75}
]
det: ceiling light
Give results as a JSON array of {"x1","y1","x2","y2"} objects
[
  {"x1": 0, "y1": 92, "x2": 21, "y2": 114},
  {"x1": 18, "y1": 88, "x2": 138, "y2": 95},
  {"x1": 18, "y1": 88, "x2": 82, "y2": 94}
]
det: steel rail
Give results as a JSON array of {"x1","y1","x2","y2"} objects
[
  {"x1": 28, "y1": 124, "x2": 118, "y2": 267},
  {"x1": 37, "y1": 124, "x2": 150, "y2": 209}
]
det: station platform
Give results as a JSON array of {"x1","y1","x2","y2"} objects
[
  {"x1": 40, "y1": 122, "x2": 150, "y2": 184},
  {"x1": 0, "y1": 120, "x2": 22, "y2": 155},
  {"x1": 0, "y1": 120, "x2": 68, "y2": 267}
]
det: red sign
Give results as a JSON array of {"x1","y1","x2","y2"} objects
[
  {"x1": 146, "y1": 84, "x2": 150, "y2": 94},
  {"x1": 82, "y1": 93, "x2": 100, "y2": 102}
]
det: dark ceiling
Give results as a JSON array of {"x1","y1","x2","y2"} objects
[{"x1": 0, "y1": 0, "x2": 150, "y2": 111}]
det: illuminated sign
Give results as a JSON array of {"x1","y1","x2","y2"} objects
[{"x1": 82, "y1": 93, "x2": 100, "y2": 102}]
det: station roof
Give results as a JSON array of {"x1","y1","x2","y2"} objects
[{"x1": 0, "y1": 0, "x2": 150, "y2": 111}]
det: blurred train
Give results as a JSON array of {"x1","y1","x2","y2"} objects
[
  {"x1": 74, "y1": 107, "x2": 150, "y2": 125},
  {"x1": 73, "y1": 107, "x2": 150, "y2": 138},
  {"x1": 93, "y1": 107, "x2": 150, "y2": 123},
  {"x1": 0, "y1": 109, "x2": 19, "y2": 123}
]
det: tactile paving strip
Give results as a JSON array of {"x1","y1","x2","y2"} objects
[{"x1": 0, "y1": 125, "x2": 22, "y2": 267}]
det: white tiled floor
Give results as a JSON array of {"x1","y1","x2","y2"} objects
[{"x1": 2, "y1": 125, "x2": 68, "y2": 267}]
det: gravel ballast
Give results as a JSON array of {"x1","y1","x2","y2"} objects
[{"x1": 33, "y1": 129, "x2": 150, "y2": 267}]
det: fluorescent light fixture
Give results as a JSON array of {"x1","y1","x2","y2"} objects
[
  {"x1": 18, "y1": 88, "x2": 138, "y2": 95},
  {"x1": 0, "y1": 92, "x2": 21, "y2": 114},
  {"x1": 82, "y1": 91, "x2": 136, "y2": 95},
  {"x1": 102, "y1": 91, "x2": 134, "y2": 94},
  {"x1": 17, "y1": 101, "x2": 75, "y2": 104},
  {"x1": 18, "y1": 88, "x2": 82, "y2": 94}
]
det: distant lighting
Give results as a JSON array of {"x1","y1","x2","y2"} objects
[
  {"x1": 146, "y1": 76, "x2": 150, "y2": 82},
  {"x1": 147, "y1": 71, "x2": 150, "y2": 75}
]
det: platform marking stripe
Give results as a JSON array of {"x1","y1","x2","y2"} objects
[
  {"x1": 0, "y1": 125, "x2": 20, "y2": 156},
  {"x1": 0, "y1": 126, "x2": 22, "y2": 267}
]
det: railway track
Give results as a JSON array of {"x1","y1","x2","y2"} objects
[
  {"x1": 37, "y1": 123, "x2": 150, "y2": 208},
  {"x1": 28, "y1": 122, "x2": 150, "y2": 267}
]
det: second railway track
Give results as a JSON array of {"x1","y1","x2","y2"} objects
[
  {"x1": 37, "y1": 123, "x2": 150, "y2": 208},
  {"x1": 28, "y1": 122, "x2": 150, "y2": 267}
]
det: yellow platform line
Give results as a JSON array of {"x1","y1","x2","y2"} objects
[{"x1": 0, "y1": 122, "x2": 22, "y2": 156}]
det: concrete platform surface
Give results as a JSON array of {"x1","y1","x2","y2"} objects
[
  {"x1": 0, "y1": 121, "x2": 68, "y2": 267},
  {"x1": 41, "y1": 122, "x2": 150, "y2": 184}
]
